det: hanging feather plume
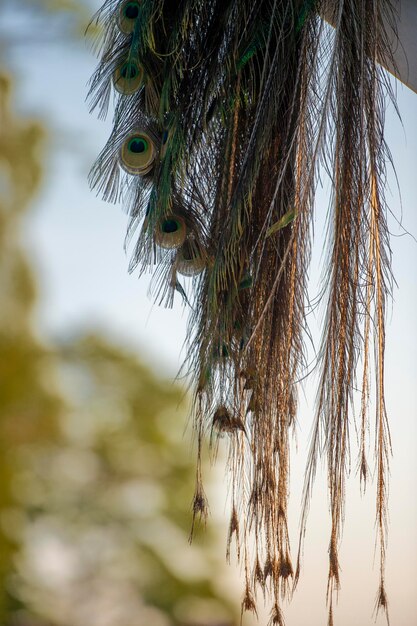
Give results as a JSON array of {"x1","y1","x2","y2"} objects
[{"x1": 87, "y1": 0, "x2": 399, "y2": 622}]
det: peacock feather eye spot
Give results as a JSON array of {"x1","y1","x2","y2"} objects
[
  {"x1": 121, "y1": 63, "x2": 138, "y2": 79},
  {"x1": 128, "y1": 137, "x2": 148, "y2": 154},
  {"x1": 120, "y1": 131, "x2": 155, "y2": 175},
  {"x1": 154, "y1": 214, "x2": 187, "y2": 249},
  {"x1": 113, "y1": 60, "x2": 143, "y2": 94},
  {"x1": 162, "y1": 219, "x2": 179, "y2": 234},
  {"x1": 124, "y1": 2, "x2": 139, "y2": 20},
  {"x1": 118, "y1": 0, "x2": 141, "y2": 34}
]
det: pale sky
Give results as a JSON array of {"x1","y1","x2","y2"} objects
[{"x1": 5, "y1": 3, "x2": 417, "y2": 624}]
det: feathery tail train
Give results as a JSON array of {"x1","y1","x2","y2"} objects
[{"x1": 88, "y1": 1, "x2": 397, "y2": 623}]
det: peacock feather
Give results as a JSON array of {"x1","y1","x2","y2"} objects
[{"x1": 87, "y1": 0, "x2": 399, "y2": 623}]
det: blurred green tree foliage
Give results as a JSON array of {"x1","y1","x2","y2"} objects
[
  {"x1": 0, "y1": 73, "x2": 62, "y2": 623},
  {"x1": 13, "y1": 336, "x2": 237, "y2": 626}
]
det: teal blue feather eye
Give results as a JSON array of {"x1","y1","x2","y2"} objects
[
  {"x1": 119, "y1": 131, "x2": 156, "y2": 175},
  {"x1": 128, "y1": 137, "x2": 148, "y2": 153},
  {"x1": 113, "y1": 60, "x2": 143, "y2": 95},
  {"x1": 162, "y1": 219, "x2": 179, "y2": 233},
  {"x1": 121, "y1": 63, "x2": 137, "y2": 79},
  {"x1": 154, "y1": 215, "x2": 187, "y2": 249},
  {"x1": 118, "y1": 0, "x2": 141, "y2": 34},
  {"x1": 124, "y1": 2, "x2": 139, "y2": 19}
]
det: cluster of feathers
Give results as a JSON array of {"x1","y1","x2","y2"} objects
[{"x1": 88, "y1": 0, "x2": 398, "y2": 623}]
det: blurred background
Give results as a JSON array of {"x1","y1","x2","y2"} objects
[{"x1": 0, "y1": 2, "x2": 416, "y2": 625}]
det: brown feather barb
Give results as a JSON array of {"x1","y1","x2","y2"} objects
[{"x1": 88, "y1": 0, "x2": 400, "y2": 622}]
